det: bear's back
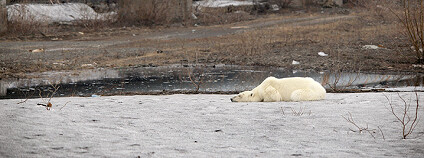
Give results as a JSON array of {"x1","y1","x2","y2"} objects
[{"x1": 272, "y1": 77, "x2": 325, "y2": 100}]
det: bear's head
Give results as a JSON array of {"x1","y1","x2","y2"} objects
[{"x1": 231, "y1": 91, "x2": 262, "y2": 102}]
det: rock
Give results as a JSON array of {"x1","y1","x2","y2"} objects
[{"x1": 29, "y1": 48, "x2": 45, "y2": 53}]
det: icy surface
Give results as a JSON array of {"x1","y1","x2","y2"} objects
[
  {"x1": 385, "y1": 86, "x2": 424, "y2": 92},
  {"x1": 7, "y1": 3, "x2": 114, "y2": 23},
  {"x1": 1, "y1": 93, "x2": 424, "y2": 157}
]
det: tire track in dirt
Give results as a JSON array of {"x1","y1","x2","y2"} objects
[
  {"x1": 0, "y1": 15, "x2": 356, "y2": 52},
  {"x1": 105, "y1": 15, "x2": 356, "y2": 50},
  {"x1": 0, "y1": 15, "x2": 358, "y2": 79},
  {"x1": 117, "y1": 15, "x2": 356, "y2": 41}
]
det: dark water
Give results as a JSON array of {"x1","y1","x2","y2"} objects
[{"x1": 1, "y1": 66, "x2": 423, "y2": 99}]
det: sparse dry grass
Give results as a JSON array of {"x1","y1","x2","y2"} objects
[
  {"x1": 6, "y1": 3, "x2": 51, "y2": 36},
  {"x1": 391, "y1": 0, "x2": 424, "y2": 64},
  {"x1": 200, "y1": 11, "x2": 410, "y2": 71},
  {"x1": 194, "y1": 6, "x2": 254, "y2": 25},
  {"x1": 73, "y1": 6, "x2": 116, "y2": 31},
  {"x1": 117, "y1": 0, "x2": 173, "y2": 26},
  {"x1": 2, "y1": 1, "x2": 422, "y2": 78},
  {"x1": 77, "y1": 8, "x2": 415, "y2": 73}
]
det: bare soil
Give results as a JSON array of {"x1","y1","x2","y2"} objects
[{"x1": 0, "y1": 10, "x2": 422, "y2": 79}]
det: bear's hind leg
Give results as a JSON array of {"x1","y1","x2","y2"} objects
[
  {"x1": 263, "y1": 86, "x2": 282, "y2": 102},
  {"x1": 290, "y1": 89, "x2": 322, "y2": 101}
]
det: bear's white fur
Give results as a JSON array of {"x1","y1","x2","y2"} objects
[{"x1": 231, "y1": 77, "x2": 326, "y2": 102}]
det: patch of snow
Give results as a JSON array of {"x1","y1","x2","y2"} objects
[
  {"x1": 191, "y1": 13, "x2": 198, "y2": 20},
  {"x1": 271, "y1": 4, "x2": 279, "y2": 11},
  {"x1": 362, "y1": 45, "x2": 380, "y2": 50},
  {"x1": 292, "y1": 60, "x2": 300, "y2": 65},
  {"x1": 81, "y1": 63, "x2": 94, "y2": 68},
  {"x1": 318, "y1": 52, "x2": 328, "y2": 56},
  {"x1": 413, "y1": 64, "x2": 424, "y2": 69},
  {"x1": 194, "y1": 0, "x2": 254, "y2": 8},
  {"x1": 0, "y1": 93, "x2": 423, "y2": 157},
  {"x1": 7, "y1": 3, "x2": 115, "y2": 23},
  {"x1": 410, "y1": 46, "x2": 423, "y2": 52},
  {"x1": 230, "y1": 26, "x2": 249, "y2": 29}
]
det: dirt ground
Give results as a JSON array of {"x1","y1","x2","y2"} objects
[{"x1": 0, "y1": 8, "x2": 423, "y2": 79}]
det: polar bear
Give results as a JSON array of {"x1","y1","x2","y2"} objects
[{"x1": 231, "y1": 77, "x2": 326, "y2": 102}]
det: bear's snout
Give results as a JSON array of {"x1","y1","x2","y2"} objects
[{"x1": 230, "y1": 98, "x2": 234, "y2": 102}]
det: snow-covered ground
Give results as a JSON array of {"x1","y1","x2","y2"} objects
[
  {"x1": 4, "y1": 1, "x2": 247, "y2": 23},
  {"x1": 194, "y1": 0, "x2": 254, "y2": 8},
  {"x1": 1, "y1": 93, "x2": 423, "y2": 157},
  {"x1": 7, "y1": 3, "x2": 114, "y2": 23}
]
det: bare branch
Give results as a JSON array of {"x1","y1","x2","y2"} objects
[
  {"x1": 291, "y1": 107, "x2": 306, "y2": 116},
  {"x1": 280, "y1": 107, "x2": 285, "y2": 116},
  {"x1": 384, "y1": 92, "x2": 421, "y2": 139},
  {"x1": 342, "y1": 112, "x2": 377, "y2": 139},
  {"x1": 60, "y1": 101, "x2": 71, "y2": 111},
  {"x1": 378, "y1": 126, "x2": 386, "y2": 141}
]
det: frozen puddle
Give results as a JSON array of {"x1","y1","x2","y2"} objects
[{"x1": 0, "y1": 66, "x2": 423, "y2": 99}]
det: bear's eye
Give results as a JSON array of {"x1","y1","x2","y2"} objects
[{"x1": 250, "y1": 93, "x2": 253, "y2": 96}]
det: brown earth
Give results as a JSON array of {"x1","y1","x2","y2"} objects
[{"x1": 0, "y1": 9, "x2": 422, "y2": 79}]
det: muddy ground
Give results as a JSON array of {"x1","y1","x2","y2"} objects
[{"x1": 0, "y1": 8, "x2": 423, "y2": 79}]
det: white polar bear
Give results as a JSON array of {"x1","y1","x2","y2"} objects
[{"x1": 231, "y1": 77, "x2": 326, "y2": 102}]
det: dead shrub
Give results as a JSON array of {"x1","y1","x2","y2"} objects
[
  {"x1": 251, "y1": 0, "x2": 270, "y2": 14},
  {"x1": 73, "y1": 6, "x2": 116, "y2": 30},
  {"x1": 186, "y1": 65, "x2": 206, "y2": 92},
  {"x1": 323, "y1": 50, "x2": 362, "y2": 92},
  {"x1": 6, "y1": 3, "x2": 50, "y2": 36},
  {"x1": 322, "y1": 71, "x2": 361, "y2": 92},
  {"x1": 194, "y1": 6, "x2": 254, "y2": 26},
  {"x1": 384, "y1": 92, "x2": 421, "y2": 139},
  {"x1": 342, "y1": 112, "x2": 378, "y2": 139},
  {"x1": 116, "y1": 0, "x2": 173, "y2": 26},
  {"x1": 180, "y1": 48, "x2": 216, "y2": 92},
  {"x1": 391, "y1": 0, "x2": 424, "y2": 64},
  {"x1": 291, "y1": 106, "x2": 311, "y2": 116},
  {"x1": 37, "y1": 82, "x2": 60, "y2": 110},
  {"x1": 344, "y1": 0, "x2": 369, "y2": 7},
  {"x1": 270, "y1": 0, "x2": 293, "y2": 8}
]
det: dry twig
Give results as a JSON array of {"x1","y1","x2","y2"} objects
[
  {"x1": 383, "y1": 92, "x2": 421, "y2": 139},
  {"x1": 290, "y1": 106, "x2": 311, "y2": 116},
  {"x1": 342, "y1": 112, "x2": 377, "y2": 139},
  {"x1": 378, "y1": 126, "x2": 386, "y2": 140},
  {"x1": 60, "y1": 101, "x2": 71, "y2": 110},
  {"x1": 187, "y1": 67, "x2": 204, "y2": 92},
  {"x1": 280, "y1": 107, "x2": 285, "y2": 116},
  {"x1": 37, "y1": 83, "x2": 60, "y2": 110},
  {"x1": 389, "y1": 0, "x2": 424, "y2": 63}
]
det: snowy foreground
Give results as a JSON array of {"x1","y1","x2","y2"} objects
[{"x1": 1, "y1": 93, "x2": 424, "y2": 157}]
